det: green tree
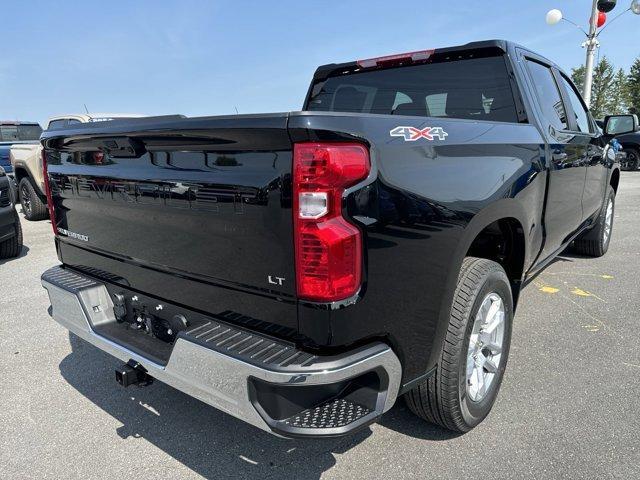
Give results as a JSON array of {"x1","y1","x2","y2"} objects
[
  {"x1": 627, "y1": 57, "x2": 640, "y2": 115},
  {"x1": 607, "y1": 68, "x2": 629, "y2": 115},
  {"x1": 571, "y1": 65, "x2": 586, "y2": 95},
  {"x1": 589, "y1": 56, "x2": 615, "y2": 119}
]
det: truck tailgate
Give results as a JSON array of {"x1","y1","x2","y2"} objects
[{"x1": 42, "y1": 114, "x2": 297, "y2": 338}]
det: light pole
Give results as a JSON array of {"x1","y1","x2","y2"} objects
[
  {"x1": 546, "y1": 0, "x2": 640, "y2": 106},
  {"x1": 583, "y1": 0, "x2": 600, "y2": 106}
]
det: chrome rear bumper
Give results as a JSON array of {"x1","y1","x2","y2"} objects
[{"x1": 41, "y1": 266, "x2": 402, "y2": 437}]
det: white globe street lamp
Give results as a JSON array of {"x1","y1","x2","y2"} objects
[{"x1": 545, "y1": 9, "x2": 563, "y2": 25}]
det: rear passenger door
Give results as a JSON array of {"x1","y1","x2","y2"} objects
[
  {"x1": 556, "y1": 73, "x2": 606, "y2": 221},
  {"x1": 521, "y1": 56, "x2": 587, "y2": 258}
]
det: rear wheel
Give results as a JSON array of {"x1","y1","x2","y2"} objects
[
  {"x1": 0, "y1": 209, "x2": 23, "y2": 259},
  {"x1": 623, "y1": 148, "x2": 639, "y2": 171},
  {"x1": 405, "y1": 257, "x2": 513, "y2": 432},
  {"x1": 573, "y1": 186, "x2": 615, "y2": 257},
  {"x1": 19, "y1": 178, "x2": 48, "y2": 221}
]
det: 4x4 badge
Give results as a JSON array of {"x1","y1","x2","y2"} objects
[{"x1": 390, "y1": 126, "x2": 448, "y2": 141}]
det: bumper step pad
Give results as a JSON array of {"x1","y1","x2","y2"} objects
[
  {"x1": 183, "y1": 321, "x2": 318, "y2": 371},
  {"x1": 281, "y1": 398, "x2": 372, "y2": 429}
]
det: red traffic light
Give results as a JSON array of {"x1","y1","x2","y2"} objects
[{"x1": 596, "y1": 11, "x2": 607, "y2": 27}]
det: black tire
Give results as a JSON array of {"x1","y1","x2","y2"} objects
[
  {"x1": 19, "y1": 177, "x2": 48, "y2": 221},
  {"x1": 405, "y1": 257, "x2": 513, "y2": 432},
  {"x1": 0, "y1": 209, "x2": 23, "y2": 259},
  {"x1": 623, "y1": 148, "x2": 639, "y2": 171},
  {"x1": 573, "y1": 186, "x2": 615, "y2": 257}
]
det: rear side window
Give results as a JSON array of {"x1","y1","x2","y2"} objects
[
  {"x1": 559, "y1": 75, "x2": 592, "y2": 133},
  {"x1": 525, "y1": 60, "x2": 568, "y2": 131},
  {"x1": 0, "y1": 126, "x2": 19, "y2": 141},
  {"x1": 48, "y1": 120, "x2": 67, "y2": 130},
  {"x1": 0, "y1": 124, "x2": 43, "y2": 141},
  {"x1": 306, "y1": 56, "x2": 519, "y2": 123}
]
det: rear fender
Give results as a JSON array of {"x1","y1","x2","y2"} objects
[{"x1": 426, "y1": 199, "x2": 531, "y2": 371}]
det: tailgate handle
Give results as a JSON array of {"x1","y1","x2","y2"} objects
[{"x1": 100, "y1": 137, "x2": 146, "y2": 158}]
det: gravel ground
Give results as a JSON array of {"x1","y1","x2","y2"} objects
[{"x1": 1, "y1": 174, "x2": 639, "y2": 480}]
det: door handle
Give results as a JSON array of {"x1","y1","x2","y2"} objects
[{"x1": 552, "y1": 152, "x2": 568, "y2": 162}]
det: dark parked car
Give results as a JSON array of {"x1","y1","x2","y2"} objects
[
  {"x1": 604, "y1": 115, "x2": 640, "y2": 170},
  {"x1": 0, "y1": 166, "x2": 23, "y2": 259},
  {"x1": 40, "y1": 40, "x2": 623, "y2": 438}
]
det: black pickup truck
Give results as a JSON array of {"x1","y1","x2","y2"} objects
[
  {"x1": 605, "y1": 116, "x2": 640, "y2": 170},
  {"x1": 40, "y1": 40, "x2": 626, "y2": 438}
]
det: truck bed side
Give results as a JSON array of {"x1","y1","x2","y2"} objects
[{"x1": 289, "y1": 112, "x2": 546, "y2": 382}]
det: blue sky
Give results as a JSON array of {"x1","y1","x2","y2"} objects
[{"x1": 1, "y1": 0, "x2": 638, "y2": 125}]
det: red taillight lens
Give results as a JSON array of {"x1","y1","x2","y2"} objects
[
  {"x1": 42, "y1": 150, "x2": 57, "y2": 236},
  {"x1": 293, "y1": 143, "x2": 370, "y2": 302}
]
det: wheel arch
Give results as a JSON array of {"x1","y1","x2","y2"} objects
[
  {"x1": 450, "y1": 200, "x2": 530, "y2": 302},
  {"x1": 609, "y1": 168, "x2": 620, "y2": 195},
  {"x1": 13, "y1": 166, "x2": 30, "y2": 183},
  {"x1": 14, "y1": 166, "x2": 46, "y2": 201},
  {"x1": 426, "y1": 199, "x2": 530, "y2": 372}
]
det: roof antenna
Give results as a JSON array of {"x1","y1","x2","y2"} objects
[
  {"x1": 234, "y1": 106, "x2": 239, "y2": 114},
  {"x1": 83, "y1": 104, "x2": 90, "y2": 114}
]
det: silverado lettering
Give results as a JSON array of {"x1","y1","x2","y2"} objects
[{"x1": 50, "y1": 176, "x2": 257, "y2": 213}]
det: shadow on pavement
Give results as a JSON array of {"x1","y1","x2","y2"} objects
[
  {"x1": 377, "y1": 403, "x2": 462, "y2": 442},
  {"x1": 59, "y1": 333, "x2": 457, "y2": 479},
  {"x1": 61, "y1": 333, "x2": 353, "y2": 479},
  {"x1": 0, "y1": 245, "x2": 29, "y2": 266}
]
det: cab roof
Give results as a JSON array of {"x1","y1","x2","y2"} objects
[
  {"x1": 0, "y1": 120, "x2": 40, "y2": 126},
  {"x1": 311, "y1": 39, "x2": 542, "y2": 81}
]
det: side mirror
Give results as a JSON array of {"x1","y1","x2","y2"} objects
[{"x1": 604, "y1": 114, "x2": 638, "y2": 135}]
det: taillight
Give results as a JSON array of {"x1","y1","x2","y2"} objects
[
  {"x1": 293, "y1": 142, "x2": 370, "y2": 302},
  {"x1": 42, "y1": 150, "x2": 57, "y2": 236}
]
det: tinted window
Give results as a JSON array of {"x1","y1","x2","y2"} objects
[
  {"x1": 392, "y1": 91, "x2": 412, "y2": 111},
  {"x1": 0, "y1": 124, "x2": 42, "y2": 141},
  {"x1": 306, "y1": 56, "x2": 519, "y2": 123},
  {"x1": 48, "y1": 120, "x2": 67, "y2": 130},
  {"x1": 426, "y1": 93, "x2": 447, "y2": 117},
  {"x1": 560, "y1": 76, "x2": 591, "y2": 133},
  {"x1": 525, "y1": 60, "x2": 568, "y2": 130},
  {"x1": 0, "y1": 126, "x2": 18, "y2": 141}
]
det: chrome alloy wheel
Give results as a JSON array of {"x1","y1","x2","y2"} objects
[
  {"x1": 603, "y1": 199, "x2": 613, "y2": 245},
  {"x1": 466, "y1": 293, "x2": 505, "y2": 402}
]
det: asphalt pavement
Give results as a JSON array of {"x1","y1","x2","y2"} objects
[{"x1": 1, "y1": 174, "x2": 639, "y2": 479}]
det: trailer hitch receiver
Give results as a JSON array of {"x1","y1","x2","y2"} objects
[{"x1": 115, "y1": 360, "x2": 154, "y2": 387}]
